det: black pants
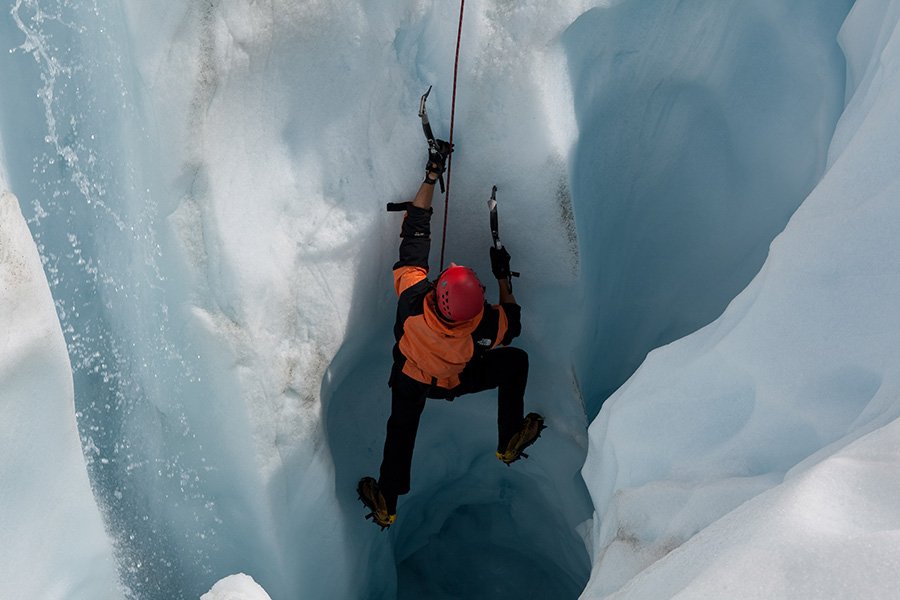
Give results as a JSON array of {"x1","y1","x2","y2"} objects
[{"x1": 378, "y1": 347, "x2": 529, "y2": 502}]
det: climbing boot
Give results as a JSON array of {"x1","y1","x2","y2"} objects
[
  {"x1": 357, "y1": 477, "x2": 396, "y2": 530},
  {"x1": 496, "y1": 413, "x2": 546, "y2": 465}
]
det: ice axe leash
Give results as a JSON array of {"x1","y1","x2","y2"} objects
[{"x1": 488, "y1": 185, "x2": 520, "y2": 292}]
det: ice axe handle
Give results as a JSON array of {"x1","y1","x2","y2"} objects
[
  {"x1": 419, "y1": 86, "x2": 437, "y2": 142},
  {"x1": 488, "y1": 185, "x2": 520, "y2": 290},
  {"x1": 419, "y1": 86, "x2": 446, "y2": 193}
]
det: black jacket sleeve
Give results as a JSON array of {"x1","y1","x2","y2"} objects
[
  {"x1": 473, "y1": 302, "x2": 522, "y2": 348},
  {"x1": 394, "y1": 206, "x2": 432, "y2": 270},
  {"x1": 500, "y1": 303, "x2": 522, "y2": 346}
]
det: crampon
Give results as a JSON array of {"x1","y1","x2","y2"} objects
[
  {"x1": 357, "y1": 477, "x2": 396, "y2": 530},
  {"x1": 496, "y1": 412, "x2": 546, "y2": 465}
]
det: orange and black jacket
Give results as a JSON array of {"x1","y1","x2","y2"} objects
[{"x1": 392, "y1": 205, "x2": 521, "y2": 389}]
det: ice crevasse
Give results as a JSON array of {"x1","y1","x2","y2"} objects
[{"x1": 2, "y1": 0, "x2": 900, "y2": 599}]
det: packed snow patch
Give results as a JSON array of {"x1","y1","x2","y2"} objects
[{"x1": 202, "y1": 574, "x2": 272, "y2": 600}]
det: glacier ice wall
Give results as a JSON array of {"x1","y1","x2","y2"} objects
[
  {"x1": 563, "y1": 0, "x2": 853, "y2": 417},
  {"x1": 580, "y1": 0, "x2": 900, "y2": 596},
  {"x1": 0, "y1": 191, "x2": 120, "y2": 599},
  {"x1": 2, "y1": 1, "x2": 350, "y2": 597}
]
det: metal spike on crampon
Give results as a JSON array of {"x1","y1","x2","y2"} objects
[
  {"x1": 357, "y1": 477, "x2": 396, "y2": 530},
  {"x1": 496, "y1": 413, "x2": 545, "y2": 465}
]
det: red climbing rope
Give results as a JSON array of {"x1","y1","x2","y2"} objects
[{"x1": 439, "y1": 0, "x2": 466, "y2": 271}]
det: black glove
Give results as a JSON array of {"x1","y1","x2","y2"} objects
[
  {"x1": 426, "y1": 139, "x2": 453, "y2": 175},
  {"x1": 490, "y1": 245, "x2": 511, "y2": 280}
]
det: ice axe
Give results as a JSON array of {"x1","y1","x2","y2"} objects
[
  {"x1": 384, "y1": 86, "x2": 446, "y2": 213},
  {"x1": 418, "y1": 86, "x2": 446, "y2": 194},
  {"x1": 488, "y1": 185, "x2": 520, "y2": 292}
]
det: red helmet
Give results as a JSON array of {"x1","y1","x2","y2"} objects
[{"x1": 435, "y1": 264, "x2": 485, "y2": 321}]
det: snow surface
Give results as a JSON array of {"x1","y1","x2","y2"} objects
[
  {"x1": 201, "y1": 573, "x2": 272, "y2": 600},
  {"x1": 3, "y1": 0, "x2": 900, "y2": 599}
]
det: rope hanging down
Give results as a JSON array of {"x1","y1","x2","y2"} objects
[{"x1": 439, "y1": 0, "x2": 466, "y2": 271}]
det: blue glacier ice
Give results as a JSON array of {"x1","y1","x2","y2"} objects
[{"x1": 0, "y1": 190, "x2": 120, "y2": 598}]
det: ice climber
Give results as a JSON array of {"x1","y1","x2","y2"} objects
[{"x1": 358, "y1": 139, "x2": 545, "y2": 529}]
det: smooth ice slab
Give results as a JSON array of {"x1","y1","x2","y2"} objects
[{"x1": 0, "y1": 191, "x2": 120, "y2": 599}]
